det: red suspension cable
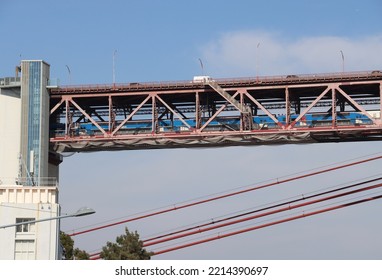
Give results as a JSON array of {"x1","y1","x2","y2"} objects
[
  {"x1": 70, "y1": 154, "x2": 382, "y2": 237},
  {"x1": 153, "y1": 193, "x2": 382, "y2": 255},
  {"x1": 143, "y1": 177, "x2": 382, "y2": 244},
  {"x1": 144, "y1": 182, "x2": 382, "y2": 247},
  {"x1": 89, "y1": 180, "x2": 382, "y2": 259}
]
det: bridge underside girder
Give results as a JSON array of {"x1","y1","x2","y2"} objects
[
  {"x1": 49, "y1": 71, "x2": 382, "y2": 153},
  {"x1": 50, "y1": 128, "x2": 382, "y2": 153}
]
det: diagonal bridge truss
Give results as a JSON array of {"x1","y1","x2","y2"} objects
[{"x1": 49, "y1": 71, "x2": 382, "y2": 153}]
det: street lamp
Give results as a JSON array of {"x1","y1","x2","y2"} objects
[
  {"x1": 72, "y1": 207, "x2": 96, "y2": 217},
  {"x1": 256, "y1": 42, "x2": 261, "y2": 81},
  {"x1": 0, "y1": 207, "x2": 96, "y2": 229},
  {"x1": 198, "y1": 58, "x2": 204, "y2": 76},
  {"x1": 113, "y1": 50, "x2": 117, "y2": 85},
  {"x1": 340, "y1": 50, "x2": 345, "y2": 73},
  {"x1": 65, "y1": 64, "x2": 71, "y2": 85}
]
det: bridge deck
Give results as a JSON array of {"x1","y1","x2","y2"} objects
[{"x1": 49, "y1": 71, "x2": 382, "y2": 153}]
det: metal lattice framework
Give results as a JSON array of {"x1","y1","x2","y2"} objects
[{"x1": 49, "y1": 71, "x2": 382, "y2": 153}]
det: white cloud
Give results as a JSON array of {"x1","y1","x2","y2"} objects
[{"x1": 201, "y1": 31, "x2": 382, "y2": 77}]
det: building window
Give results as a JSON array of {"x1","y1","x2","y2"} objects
[
  {"x1": 15, "y1": 218, "x2": 35, "y2": 233},
  {"x1": 15, "y1": 240, "x2": 35, "y2": 260}
]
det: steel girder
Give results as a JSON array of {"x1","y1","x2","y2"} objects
[{"x1": 49, "y1": 72, "x2": 382, "y2": 152}]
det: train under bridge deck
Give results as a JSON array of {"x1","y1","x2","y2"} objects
[{"x1": 49, "y1": 71, "x2": 382, "y2": 153}]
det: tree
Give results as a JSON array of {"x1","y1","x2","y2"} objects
[
  {"x1": 100, "y1": 228, "x2": 153, "y2": 260},
  {"x1": 73, "y1": 248, "x2": 90, "y2": 260},
  {"x1": 60, "y1": 231, "x2": 89, "y2": 260}
]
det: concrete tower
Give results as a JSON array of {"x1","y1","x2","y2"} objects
[
  {"x1": 0, "y1": 61, "x2": 61, "y2": 259},
  {"x1": 20, "y1": 60, "x2": 51, "y2": 185}
]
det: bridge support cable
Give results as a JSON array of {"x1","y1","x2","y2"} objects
[
  {"x1": 88, "y1": 179, "x2": 382, "y2": 259},
  {"x1": 152, "y1": 192, "x2": 382, "y2": 256},
  {"x1": 68, "y1": 153, "x2": 382, "y2": 237},
  {"x1": 143, "y1": 179, "x2": 382, "y2": 247}
]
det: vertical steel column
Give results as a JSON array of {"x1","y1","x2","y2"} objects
[
  {"x1": 65, "y1": 99, "x2": 69, "y2": 137},
  {"x1": 152, "y1": 95, "x2": 159, "y2": 134},
  {"x1": 195, "y1": 92, "x2": 201, "y2": 129},
  {"x1": 285, "y1": 87, "x2": 290, "y2": 127},
  {"x1": 240, "y1": 92, "x2": 252, "y2": 131},
  {"x1": 380, "y1": 83, "x2": 382, "y2": 124},
  {"x1": 240, "y1": 92, "x2": 244, "y2": 131},
  {"x1": 108, "y1": 95, "x2": 112, "y2": 133},
  {"x1": 332, "y1": 87, "x2": 337, "y2": 128}
]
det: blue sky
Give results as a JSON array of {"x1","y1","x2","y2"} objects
[
  {"x1": 1, "y1": 0, "x2": 382, "y2": 259},
  {"x1": 2, "y1": 0, "x2": 382, "y2": 82}
]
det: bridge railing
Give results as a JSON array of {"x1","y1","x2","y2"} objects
[
  {"x1": 214, "y1": 70, "x2": 382, "y2": 85},
  {"x1": 50, "y1": 70, "x2": 382, "y2": 94},
  {"x1": 0, "y1": 177, "x2": 59, "y2": 187},
  {"x1": 0, "y1": 77, "x2": 21, "y2": 87}
]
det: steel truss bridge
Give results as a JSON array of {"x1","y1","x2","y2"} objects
[{"x1": 49, "y1": 71, "x2": 382, "y2": 153}]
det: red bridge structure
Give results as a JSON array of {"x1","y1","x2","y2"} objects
[{"x1": 49, "y1": 71, "x2": 382, "y2": 153}]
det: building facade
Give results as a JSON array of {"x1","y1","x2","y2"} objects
[
  {"x1": 0, "y1": 186, "x2": 60, "y2": 259},
  {"x1": 0, "y1": 60, "x2": 61, "y2": 259},
  {"x1": 0, "y1": 76, "x2": 21, "y2": 183}
]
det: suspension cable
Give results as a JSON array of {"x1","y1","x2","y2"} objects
[
  {"x1": 153, "y1": 193, "x2": 382, "y2": 255},
  {"x1": 69, "y1": 154, "x2": 382, "y2": 237},
  {"x1": 143, "y1": 178, "x2": 382, "y2": 246}
]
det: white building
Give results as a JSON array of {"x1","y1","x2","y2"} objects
[
  {"x1": 0, "y1": 186, "x2": 60, "y2": 259},
  {"x1": 0, "y1": 61, "x2": 62, "y2": 260},
  {"x1": 0, "y1": 76, "x2": 21, "y2": 183}
]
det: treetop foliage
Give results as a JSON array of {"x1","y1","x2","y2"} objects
[{"x1": 100, "y1": 228, "x2": 153, "y2": 260}]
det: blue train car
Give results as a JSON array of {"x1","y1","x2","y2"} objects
[{"x1": 51, "y1": 111, "x2": 375, "y2": 137}]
